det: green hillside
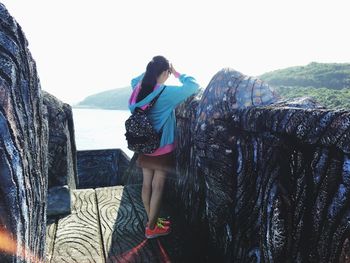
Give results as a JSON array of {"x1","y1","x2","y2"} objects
[
  {"x1": 260, "y1": 62, "x2": 350, "y2": 110},
  {"x1": 74, "y1": 87, "x2": 131, "y2": 110},
  {"x1": 275, "y1": 86, "x2": 350, "y2": 110},
  {"x1": 260, "y1": 62, "x2": 350, "y2": 89}
]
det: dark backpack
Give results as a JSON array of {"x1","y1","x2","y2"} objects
[{"x1": 124, "y1": 86, "x2": 166, "y2": 154}]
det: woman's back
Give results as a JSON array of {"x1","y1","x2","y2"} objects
[{"x1": 129, "y1": 72, "x2": 200, "y2": 152}]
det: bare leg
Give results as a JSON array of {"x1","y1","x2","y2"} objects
[
  {"x1": 142, "y1": 168, "x2": 154, "y2": 219},
  {"x1": 148, "y1": 169, "x2": 167, "y2": 229}
]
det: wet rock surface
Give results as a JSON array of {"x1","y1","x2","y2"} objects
[
  {"x1": 0, "y1": 3, "x2": 48, "y2": 261},
  {"x1": 173, "y1": 68, "x2": 350, "y2": 262}
]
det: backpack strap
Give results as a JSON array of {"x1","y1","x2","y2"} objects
[
  {"x1": 137, "y1": 85, "x2": 166, "y2": 112},
  {"x1": 148, "y1": 85, "x2": 166, "y2": 108}
]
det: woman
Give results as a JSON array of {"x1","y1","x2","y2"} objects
[{"x1": 128, "y1": 55, "x2": 199, "y2": 239}]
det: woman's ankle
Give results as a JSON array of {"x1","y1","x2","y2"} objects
[{"x1": 147, "y1": 221, "x2": 156, "y2": 230}]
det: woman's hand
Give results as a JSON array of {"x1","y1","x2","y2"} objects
[{"x1": 170, "y1": 64, "x2": 180, "y2": 78}]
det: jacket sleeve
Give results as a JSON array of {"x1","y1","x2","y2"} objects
[
  {"x1": 163, "y1": 74, "x2": 200, "y2": 106},
  {"x1": 131, "y1": 72, "x2": 145, "y2": 90}
]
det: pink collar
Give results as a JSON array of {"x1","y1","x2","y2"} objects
[{"x1": 129, "y1": 83, "x2": 163, "y2": 109}]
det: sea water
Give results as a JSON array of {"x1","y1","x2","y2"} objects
[{"x1": 72, "y1": 108, "x2": 133, "y2": 158}]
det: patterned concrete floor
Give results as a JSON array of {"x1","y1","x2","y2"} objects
[{"x1": 45, "y1": 184, "x2": 201, "y2": 263}]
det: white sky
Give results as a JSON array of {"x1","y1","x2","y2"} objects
[{"x1": 1, "y1": 0, "x2": 350, "y2": 104}]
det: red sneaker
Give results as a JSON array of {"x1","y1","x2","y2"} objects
[
  {"x1": 146, "y1": 218, "x2": 171, "y2": 228},
  {"x1": 145, "y1": 223, "x2": 171, "y2": 239}
]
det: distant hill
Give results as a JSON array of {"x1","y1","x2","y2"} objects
[
  {"x1": 259, "y1": 62, "x2": 350, "y2": 90},
  {"x1": 74, "y1": 87, "x2": 131, "y2": 110},
  {"x1": 259, "y1": 62, "x2": 350, "y2": 110}
]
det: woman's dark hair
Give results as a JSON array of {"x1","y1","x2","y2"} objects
[{"x1": 136, "y1": 55, "x2": 170, "y2": 102}]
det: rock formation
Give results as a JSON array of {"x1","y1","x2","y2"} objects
[
  {"x1": 47, "y1": 185, "x2": 71, "y2": 217},
  {"x1": 77, "y1": 149, "x2": 130, "y2": 188},
  {"x1": 43, "y1": 90, "x2": 77, "y2": 189},
  {"x1": 173, "y1": 68, "x2": 350, "y2": 262},
  {"x1": 120, "y1": 153, "x2": 143, "y2": 185},
  {"x1": 0, "y1": 3, "x2": 48, "y2": 262}
]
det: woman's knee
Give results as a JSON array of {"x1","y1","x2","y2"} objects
[
  {"x1": 143, "y1": 168, "x2": 154, "y2": 187},
  {"x1": 143, "y1": 168, "x2": 154, "y2": 178}
]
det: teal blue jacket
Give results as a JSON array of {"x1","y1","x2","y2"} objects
[{"x1": 129, "y1": 73, "x2": 200, "y2": 148}]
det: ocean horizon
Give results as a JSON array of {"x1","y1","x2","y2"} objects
[{"x1": 72, "y1": 108, "x2": 133, "y2": 158}]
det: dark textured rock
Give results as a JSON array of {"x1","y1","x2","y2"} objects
[
  {"x1": 43, "y1": 90, "x2": 78, "y2": 189},
  {"x1": 225, "y1": 103, "x2": 350, "y2": 263},
  {"x1": 175, "y1": 68, "x2": 279, "y2": 223},
  {"x1": 0, "y1": 3, "x2": 48, "y2": 262},
  {"x1": 77, "y1": 148, "x2": 130, "y2": 188},
  {"x1": 47, "y1": 185, "x2": 71, "y2": 216},
  {"x1": 172, "y1": 68, "x2": 350, "y2": 262},
  {"x1": 173, "y1": 90, "x2": 203, "y2": 221},
  {"x1": 120, "y1": 152, "x2": 141, "y2": 185}
]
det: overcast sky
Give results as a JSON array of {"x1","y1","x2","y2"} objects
[{"x1": 1, "y1": 0, "x2": 350, "y2": 104}]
